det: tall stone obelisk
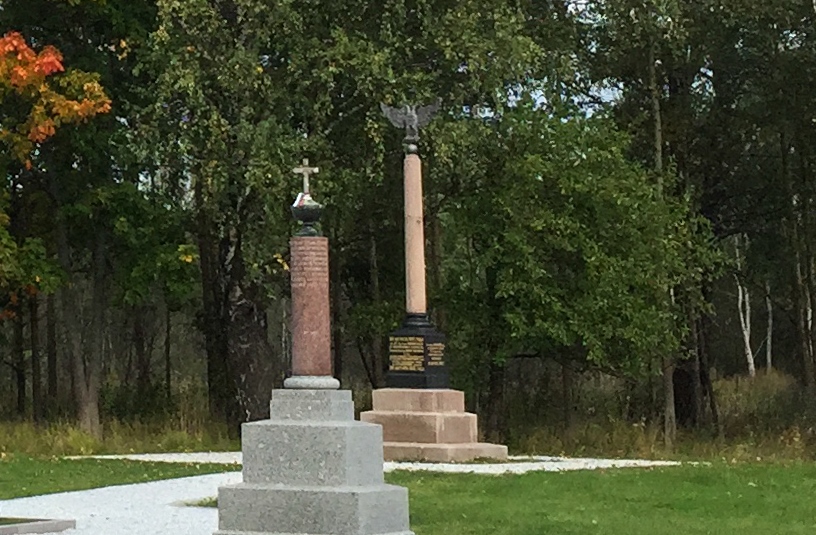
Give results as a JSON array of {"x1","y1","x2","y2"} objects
[
  {"x1": 214, "y1": 159, "x2": 414, "y2": 535},
  {"x1": 377, "y1": 101, "x2": 449, "y2": 389},
  {"x1": 360, "y1": 103, "x2": 507, "y2": 463}
]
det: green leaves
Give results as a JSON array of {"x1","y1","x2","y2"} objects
[{"x1": 438, "y1": 99, "x2": 714, "y2": 376}]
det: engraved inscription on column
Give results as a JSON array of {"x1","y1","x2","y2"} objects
[
  {"x1": 291, "y1": 240, "x2": 329, "y2": 289},
  {"x1": 426, "y1": 342, "x2": 445, "y2": 366},
  {"x1": 389, "y1": 336, "x2": 425, "y2": 372}
]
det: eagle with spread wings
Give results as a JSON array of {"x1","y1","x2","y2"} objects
[{"x1": 380, "y1": 99, "x2": 441, "y2": 143}]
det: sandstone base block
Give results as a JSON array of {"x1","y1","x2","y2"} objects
[
  {"x1": 215, "y1": 389, "x2": 414, "y2": 535},
  {"x1": 383, "y1": 442, "x2": 508, "y2": 463},
  {"x1": 360, "y1": 389, "x2": 507, "y2": 463}
]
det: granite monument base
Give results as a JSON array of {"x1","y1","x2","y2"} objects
[
  {"x1": 360, "y1": 389, "x2": 508, "y2": 463},
  {"x1": 215, "y1": 389, "x2": 414, "y2": 535}
]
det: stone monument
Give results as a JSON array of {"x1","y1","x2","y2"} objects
[
  {"x1": 214, "y1": 159, "x2": 414, "y2": 535},
  {"x1": 359, "y1": 103, "x2": 507, "y2": 463}
]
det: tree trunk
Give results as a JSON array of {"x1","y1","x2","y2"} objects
[
  {"x1": 195, "y1": 176, "x2": 234, "y2": 424},
  {"x1": 330, "y1": 240, "x2": 343, "y2": 386},
  {"x1": 134, "y1": 306, "x2": 151, "y2": 400},
  {"x1": 797, "y1": 140, "x2": 816, "y2": 386},
  {"x1": 649, "y1": 41, "x2": 664, "y2": 192},
  {"x1": 734, "y1": 235, "x2": 755, "y2": 377},
  {"x1": 561, "y1": 362, "x2": 573, "y2": 432},
  {"x1": 227, "y1": 278, "x2": 274, "y2": 424},
  {"x1": 650, "y1": 39, "x2": 675, "y2": 449},
  {"x1": 428, "y1": 214, "x2": 446, "y2": 329},
  {"x1": 224, "y1": 229, "x2": 274, "y2": 426},
  {"x1": 354, "y1": 227, "x2": 384, "y2": 388},
  {"x1": 368, "y1": 223, "x2": 385, "y2": 388},
  {"x1": 13, "y1": 304, "x2": 26, "y2": 418},
  {"x1": 485, "y1": 360, "x2": 506, "y2": 443},
  {"x1": 29, "y1": 294, "x2": 43, "y2": 423},
  {"x1": 794, "y1": 235, "x2": 815, "y2": 388},
  {"x1": 765, "y1": 281, "x2": 773, "y2": 371},
  {"x1": 689, "y1": 314, "x2": 703, "y2": 426},
  {"x1": 782, "y1": 129, "x2": 816, "y2": 388},
  {"x1": 46, "y1": 293, "x2": 58, "y2": 413},
  {"x1": 356, "y1": 338, "x2": 378, "y2": 389},
  {"x1": 483, "y1": 264, "x2": 506, "y2": 442},
  {"x1": 165, "y1": 306, "x2": 172, "y2": 400},
  {"x1": 662, "y1": 355, "x2": 676, "y2": 448},
  {"x1": 48, "y1": 170, "x2": 101, "y2": 436},
  {"x1": 76, "y1": 232, "x2": 106, "y2": 439},
  {"x1": 698, "y1": 317, "x2": 722, "y2": 439},
  {"x1": 70, "y1": 238, "x2": 103, "y2": 438}
]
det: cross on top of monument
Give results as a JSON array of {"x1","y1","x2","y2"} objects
[{"x1": 292, "y1": 158, "x2": 319, "y2": 194}]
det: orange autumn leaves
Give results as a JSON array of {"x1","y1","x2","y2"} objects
[{"x1": 0, "y1": 31, "x2": 112, "y2": 164}]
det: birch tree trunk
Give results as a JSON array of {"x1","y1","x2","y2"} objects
[
  {"x1": 765, "y1": 280, "x2": 773, "y2": 372},
  {"x1": 781, "y1": 131, "x2": 815, "y2": 388},
  {"x1": 734, "y1": 235, "x2": 755, "y2": 377},
  {"x1": 791, "y1": 193, "x2": 816, "y2": 388}
]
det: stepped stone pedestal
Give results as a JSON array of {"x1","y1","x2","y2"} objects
[
  {"x1": 360, "y1": 389, "x2": 507, "y2": 463},
  {"x1": 215, "y1": 389, "x2": 413, "y2": 535}
]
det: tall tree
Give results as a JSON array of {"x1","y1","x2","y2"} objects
[
  {"x1": 142, "y1": 0, "x2": 552, "y2": 429},
  {"x1": 1, "y1": 0, "x2": 151, "y2": 434}
]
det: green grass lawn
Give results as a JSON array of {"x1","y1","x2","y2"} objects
[
  {"x1": 388, "y1": 463, "x2": 816, "y2": 535},
  {"x1": 2, "y1": 458, "x2": 815, "y2": 534},
  {"x1": 0, "y1": 456, "x2": 237, "y2": 500}
]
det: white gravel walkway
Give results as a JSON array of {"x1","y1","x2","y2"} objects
[
  {"x1": 2, "y1": 453, "x2": 680, "y2": 534},
  {"x1": 73, "y1": 451, "x2": 680, "y2": 474},
  {"x1": 0, "y1": 472, "x2": 241, "y2": 535}
]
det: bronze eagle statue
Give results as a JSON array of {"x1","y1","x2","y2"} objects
[{"x1": 380, "y1": 99, "x2": 441, "y2": 143}]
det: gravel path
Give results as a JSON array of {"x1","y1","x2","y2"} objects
[
  {"x1": 2, "y1": 453, "x2": 680, "y2": 534},
  {"x1": 0, "y1": 472, "x2": 241, "y2": 535},
  {"x1": 74, "y1": 451, "x2": 680, "y2": 474}
]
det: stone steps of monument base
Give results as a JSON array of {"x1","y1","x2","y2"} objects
[
  {"x1": 217, "y1": 482, "x2": 410, "y2": 535},
  {"x1": 383, "y1": 441, "x2": 508, "y2": 463},
  {"x1": 360, "y1": 410, "x2": 477, "y2": 443}
]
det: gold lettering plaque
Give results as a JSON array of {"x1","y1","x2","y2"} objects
[
  {"x1": 426, "y1": 342, "x2": 445, "y2": 366},
  {"x1": 389, "y1": 336, "x2": 425, "y2": 372}
]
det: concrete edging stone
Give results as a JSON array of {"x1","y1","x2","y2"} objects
[{"x1": 0, "y1": 519, "x2": 76, "y2": 535}]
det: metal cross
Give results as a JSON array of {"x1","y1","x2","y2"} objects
[{"x1": 292, "y1": 158, "x2": 319, "y2": 194}]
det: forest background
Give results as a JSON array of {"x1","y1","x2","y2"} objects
[{"x1": 1, "y1": 0, "x2": 815, "y2": 460}]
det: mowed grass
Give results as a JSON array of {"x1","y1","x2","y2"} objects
[
  {"x1": 0, "y1": 456, "x2": 238, "y2": 500},
  {"x1": 3, "y1": 457, "x2": 816, "y2": 534},
  {"x1": 387, "y1": 463, "x2": 816, "y2": 535}
]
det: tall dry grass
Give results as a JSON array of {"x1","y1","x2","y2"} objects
[{"x1": 511, "y1": 369, "x2": 816, "y2": 461}]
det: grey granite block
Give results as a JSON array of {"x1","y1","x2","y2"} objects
[
  {"x1": 241, "y1": 420, "x2": 384, "y2": 487},
  {"x1": 217, "y1": 483, "x2": 411, "y2": 535},
  {"x1": 216, "y1": 389, "x2": 413, "y2": 535},
  {"x1": 283, "y1": 375, "x2": 341, "y2": 390},
  {"x1": 0, "y1": 519, "x2": 76, "y2": 535},
  {"x1": 268, "y1": 389, "x2": 354, "y2": 421}
]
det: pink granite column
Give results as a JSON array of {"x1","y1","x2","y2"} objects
[
  {"x1": 404, "y1": 153, "x2": 427, "y2": 315},
  {"x1": 284, "y1": 236, "x2": 338, "y2": 389}
]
